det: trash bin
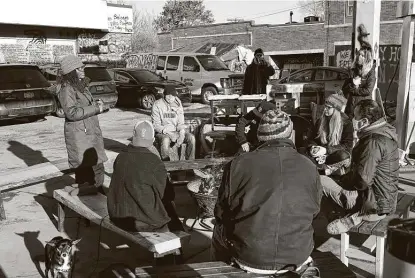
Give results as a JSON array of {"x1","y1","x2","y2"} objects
[{"x1": 383, "y1": 218, "x2": 415, "y2": 278}]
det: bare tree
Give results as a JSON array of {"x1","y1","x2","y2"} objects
[
  {"x1": 298, "y1": 0, "x2": 325, "y2": 21},
  {"x1": 131, "y1": 9, "x2": 159, "y2": 52}
]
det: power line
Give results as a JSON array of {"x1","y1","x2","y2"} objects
[{"x1": 249, "y1": 1, "x2": 323, "y2": 20}]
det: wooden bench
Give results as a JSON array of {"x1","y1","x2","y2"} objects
[
  {"x1": 135, "y1": 252, "x2": 356, "y2": 278},
  {"x1": 53, "y1": 189, "x2": 191, "y2": 260},
  {"x1": 340, "y1": 192, "x2": 415, "y2": 278}
]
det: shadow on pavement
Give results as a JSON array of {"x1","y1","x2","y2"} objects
[
  {"x1": 7, "y1": 140, "x2": 49, "y2": 167},
  {"x1": 103, "y1": 138, "x2": 127, "y2": 153},
  {"x1": 14, "y1": 231, "x2": 46, "y2": 278}
]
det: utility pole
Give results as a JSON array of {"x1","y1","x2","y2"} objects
[
  {"x1": 395, "y1": 1, "x2": 415, "y2": 152},
  {"x1": 353, "y1": 0, "x2": 381, "y2": 100}
]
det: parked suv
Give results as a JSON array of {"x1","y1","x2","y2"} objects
[
  {"x1": 108, "y1": 68, "x2": 192, "y2": 110},
  {"x1": 154, "y1": 52, "x2": 233, "y2": 104},
  {"x1": 0, "y1": 64, "x2": 55, "y2": 121},
  {"x1": 41, "y1": 63, "x2": 118, "y2": 117}
]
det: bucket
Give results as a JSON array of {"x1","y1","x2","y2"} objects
[{"x1": 383, "y1": 218, "x2": 415, "y2": 278}]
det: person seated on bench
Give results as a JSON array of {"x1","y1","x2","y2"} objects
[
  {"x1": 107, "y1": 120, "x2": 173, "y2": 233},
  {"x1": 235, "y1": 95, "x2": 278, "y2": 153},
  {"x1": 322, "y1": 99, "x2": 399, "y2": 235},
  {"x1": 212, "y1": 110, "x2": 322, "y2": 275},
  {"x1": 302, "y1": 94, "x2": 353, "y2": 173},
  {"x1": 151, "y1": 85, "x2": 195, "y2": 161}
]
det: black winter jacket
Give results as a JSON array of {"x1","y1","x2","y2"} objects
[
  {"x1": 107, "y1": 145, "x2": 171, "y2": 232},
  {"x1": 235, "y1": 100, "x2": 276, "y2": 147},
  {"x1": 307, "y1": 112, "x2": 354, "y2": 155},
  {"x1": 342, "y1": 64, "x2": 376, "y2": 116},
  {"x1": 242, "y1": 62, "x2": 275, "y2": 95},
  {"x1": 214, "y1": 139, "x2": 322, "y2": 270},
  {"x1": 340, "y1": 119, "x2": 399, "y2": 215}
]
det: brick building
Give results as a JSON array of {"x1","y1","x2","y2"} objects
[
  {"x1": 0, "y1": 0, "x2": 133, "y2": 67},
  {"x1": 157, "y1": 0, "x2": 406, "y2": 101}
]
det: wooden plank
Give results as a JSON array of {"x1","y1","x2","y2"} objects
[
  {"x1": 351, "y1": 193, "x2": 406, "y2": 236},
  {"x1": 361, "y1": 235, "x2": 377, "y2": 253},
  {"x1": 341, "y1": 233, "x2": 350, "y2": 266},
  {"x1": 164, "y1": 157, "x2": 233, "y2": 171},
  {"x1": 370, "y1": 193, "x2": 415, "y2": 237},
  {"x1": 136, "y1": 252, "x2": 356, "y2": 278},
  {"x1": 53, "y1": 189, "x2": 190, "y2": 255},
  {"x1": 375, "y1": 237, "x2": 385, "y2": 278}
]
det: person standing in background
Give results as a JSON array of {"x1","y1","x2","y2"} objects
[
  {"x1": 57, "y1": 55, "x2": 109, "y2": 195},
  {"x1": 242, "y1": 48, "x2": 275, "y2": 95}
]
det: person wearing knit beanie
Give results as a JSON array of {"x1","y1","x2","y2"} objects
[
  {"x1": 242, "y1": 47, "x2": 275, "y2": 95},
  {"x1": 212, "y1": 111, "x2": 321, "y2": 274},
  {"x1": 57, "y1": 55, "x2": 108, "y2": 196},
  {"x1": 304, "y1": 93, "x2": 354, "y2": 172},
  {"x1": 257, "y1": 110, "x2": 294, "y2": 142}
]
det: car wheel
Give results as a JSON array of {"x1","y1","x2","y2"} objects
[
  {"x1": 201, "y1": 86, "x2": 217, "y2": 104},
  {"x1": 140, "y1": 94, "x2": 156, "y2": 110}
]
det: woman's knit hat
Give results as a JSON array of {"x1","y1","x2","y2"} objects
[
  {"x1": 257, "y1": 109, "x2": 293, "y2": 142},
  {"x1": 326, "y1": 94, "x2": 347, "y2": 112},
  {"x1": 60, "y1": 55, "x2": 84, "y2": 75}
]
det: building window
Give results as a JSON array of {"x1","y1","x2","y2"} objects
[{"x1": 346, "y1": 0, "x2": 354, "y2": 17}]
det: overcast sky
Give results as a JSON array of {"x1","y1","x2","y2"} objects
[{"x1": 132, "y1": 0, "x2": 308, "y2": 25}]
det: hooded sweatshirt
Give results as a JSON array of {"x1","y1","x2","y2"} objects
[
  {"x1": 341, "y1": 119, "x2": 399, "y2": 215},
  {"x1": 151, "y1": 97, "x2": 186, "y2": 135}
]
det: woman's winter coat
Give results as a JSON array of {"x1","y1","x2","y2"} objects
[
  {"x1": 57, "y1": 84, "x2": 108, "y2": 169},
  {"x1": 342, "y1": 64, "x2": 376, "y2": 116},
  {"x1": 307, "y1": 112, "x2": 354, "y2": 155}
]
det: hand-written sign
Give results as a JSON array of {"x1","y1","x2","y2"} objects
[
  {"x1": 107, "y1": 6, "x2": 133, "y2": 33},
  {"x1": 334, "y1": 45, "x2": 353, "y2": 69},
  {"x1": 125, "y1": 53, "x2": 158, "y2": 71}
]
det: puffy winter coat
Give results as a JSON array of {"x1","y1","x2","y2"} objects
[
  {"x1": 57, "y1": 84, "x2": 108, "y2": 169},
  {"x1": 340, "y1": 119, "x2": 399, "y2": 215}
]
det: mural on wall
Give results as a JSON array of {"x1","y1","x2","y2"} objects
[
  {"x1": 334, "y1": 44, "x2": 415, "y2": 102},
  {"x1": 124, "y1": 53, "x2": 158, "y2": 71},
  {"x1": 77, "y1": 32, "x2": 131, "y2": 54},
  {"x1": 0, "y1": 31, "x2": 75, "y2": 65},
  {"x1": 79, "y1": 53, "x2": 126, "y2": 68}
]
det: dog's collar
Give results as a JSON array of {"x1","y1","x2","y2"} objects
[{"x1": 55, "y1": 266, "x2": 71, "y2": 272}]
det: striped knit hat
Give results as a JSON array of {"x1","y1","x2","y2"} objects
[
  {"x1": 326, "y1": 94, "x2": 347, "y2": 112},
  {"x1": 257, "y1": 109, "x2": 293, "y2": 141}
]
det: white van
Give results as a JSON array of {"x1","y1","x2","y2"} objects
[{"x1": 154, "y1": 52, "x2": 234, "y2": 104}]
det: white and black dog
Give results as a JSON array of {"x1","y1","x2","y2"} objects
[{"x1": 45, "y1": 236, "x2": 81, "y2": 278}]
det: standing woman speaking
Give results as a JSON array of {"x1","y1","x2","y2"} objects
[{"x1": 57, "y1": 55, "x2": 108, "y2": 195}]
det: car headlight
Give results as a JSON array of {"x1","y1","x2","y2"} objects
[{"x1": 220, "y1": 78, "x2": 231, "y2": 89}]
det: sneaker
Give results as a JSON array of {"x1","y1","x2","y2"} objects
[
  {"x1": 327, "y1": 212, "x2": 362, "y2": 235},
  {"x1": 301, "y1": 266, "x2": 320, "y2": 278}
]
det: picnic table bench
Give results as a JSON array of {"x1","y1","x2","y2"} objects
[
  {"x1": 135, "y1": 252, "x2": 356, "y2": 278},
  {"x1": 340, "y1": 192, "x2": 415, "y2": 278},
  {"x1": 53, "y1": 189, "x2": 191, "y2": 260}
]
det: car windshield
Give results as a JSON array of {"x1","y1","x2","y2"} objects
[
  {"x1": 196, "y1": 55, "x2": 229, "y2": 71},
  {"x1": 85, "y1": 67, "x2": 112, "y2": 82},
  {"x1": 0, "y1": 66, "x2": 50, "y2": 90},
  {"x1": 129, "y1": 70, "x2": 163, "y2": 82}
]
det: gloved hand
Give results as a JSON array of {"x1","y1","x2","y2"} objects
[{"x1": 241, "y1": 142, "x2": 250, "y2": 152}]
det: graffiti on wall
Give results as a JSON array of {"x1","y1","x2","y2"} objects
[
  {"x1": 79, "y1": 53, "x2": 126, "y2": 68},
  {"x1": 124, "y1": 53, "x2": 158, "y2": 71},
  {"x1": 78, "y1": 33, "x2": 100, "y2": 54},
  {"x1": 0, "y1": 36, "x2": 75, "y2": 65},
  {"x1": 77, "y1": 32, "x2": 131, "y2": 54}
]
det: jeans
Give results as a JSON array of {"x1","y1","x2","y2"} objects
[
  {"x1": 157, "y1": 132, "x2": 196, "y2": 161},
  {"x1": 320, "y1": 175, "x2": 386, "y2": 222},
  {"x1": 75, "y1": 162, "x2": 105, "y2": 188}
]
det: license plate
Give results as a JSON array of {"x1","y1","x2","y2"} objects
[
  {"x1": 96, "y1": 86, "x2": 104, "y2": 91},
  {"x1": 24, "y1": 92, "x2": 34, "y2": 99}
]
